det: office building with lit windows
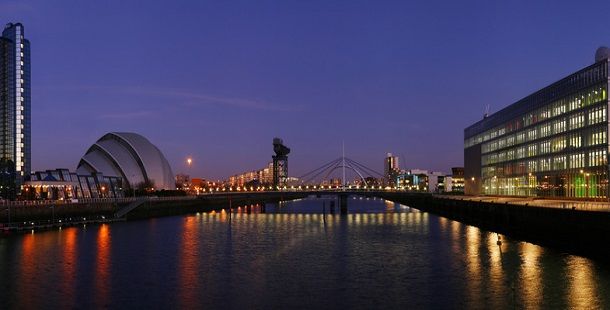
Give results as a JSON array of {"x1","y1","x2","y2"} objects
[
  {"x1": 384, "y1": 153, "x2": 400, "y2": 185},
  {"x1": 464, "y1": 48, "x2": 610, "y2": 199},
  {"x1": 0, "y1": 22, "x2": 31, "y2": 189}
]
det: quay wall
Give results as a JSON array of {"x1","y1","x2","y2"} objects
[
  {"x1": 0, "y1": 192, "x2": 310, "y2": 223},
  {"x1": 378, "y1": 193, "x2": 610, "y2": 258}
]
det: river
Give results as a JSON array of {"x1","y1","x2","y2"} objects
[{"x1": 0, "y1": 196, "x2": 608, "y2": 309}]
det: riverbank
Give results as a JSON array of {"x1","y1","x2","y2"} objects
[
  {"x1": 378, "y1": 193, "x2": 610, "y2": 259},
  {"x1": 0, "y1": 192, "x2": 310, "y2": 233},
  {"x1": 4, "y1": 192, "x2": 610, "y2": 260}
]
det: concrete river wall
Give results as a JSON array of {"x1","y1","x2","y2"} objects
[{"x1": 378, "y1": 193, "x2": 610, "y2": 258}]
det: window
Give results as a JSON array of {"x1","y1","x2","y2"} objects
[
  {"x1": 589, "y1": 149, "x2": 607, "y2": 166},
  {"x1": 569, "y1": 135, "x2": 582, "y2": 148},
  {"x1": 540, "y1": 124, "x2": 551, "y2": 138},
  {"x1": 539, "y1": 108, "x2": 551, "y2": 120},
  {"x1": 591, "y1": 130, "x2": 607, "y2": 146},
  {"x1": 498, "y1": 138, "x2": 506, "y2": 149},
  {"x1": 553, "y1": 103, "x2": 566, "y2": 117},
  {"x1": 552, "y1": 137, "x2": 566, "y2": 152},
  {"x1": 569, "y1": 113, "x2": 584, "y2": 129},
  {"x1": 553, "y1": 156, "x2": 566, "y2": 170},
  {"x1": 588, "y1": 106, "x2": 606, "y2": 125},
  {"x1": 539, "y1": 158, "x2": 551, "y2": 171},
  {"x1": 570, "y1": 153, "x2": 584, "y2": 169},
  {"x1": 553, "y1": 119, "x2": 566, "y2": 134},
  {"x1": 528, "y1": 144, "x2": 537, "y2": 157},
  {"x1": 528, "y1": 160, "x2": 537, "y2": 172},
  {"x1": 498, "y1": 152, "x2": 506, "y2": 162},
  {"x1": 516, "y1": 132, "x2": 526, "y2": 144},
  {"x1": 539, "y1": 141, "x2": 551, "y2": 154},
  {"x1": 516, "y1": 147, "x2": 526, "y2": 159},
  {"x1": 527, "y1": 129, "x2": 537, "y2": 141},
  {"x1": 569, "y1": 97, "x2": 582, "y2": 111}
]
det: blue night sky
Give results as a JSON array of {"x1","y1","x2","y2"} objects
[{"x1": 1, "y1": 0, "x2": 609, "y2": 180}]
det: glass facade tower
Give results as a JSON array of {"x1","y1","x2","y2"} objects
[
  {"x1": 0, "y1": 23, "x2": 31, "y2": 187},
  {"x1": 464, "y1": 52, "x2": 610, "y2": 199}
]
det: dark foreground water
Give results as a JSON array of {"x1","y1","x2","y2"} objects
[{"x1": 0, "y1": 196, "x2": 609, "y2": 309}]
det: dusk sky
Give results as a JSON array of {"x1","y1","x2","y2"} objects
[{"x1": 1, "y1": 0, "x2": 610, "y2": 180}]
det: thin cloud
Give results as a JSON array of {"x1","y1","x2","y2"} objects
[
  {"x1": 0, "y1": 2, "x2": 33, "y2": 13},
  {"x1": 42, "y1": 85, "x2": 304, "y2": 112},
  {"x1": 97, "y1": 110, "x2": 156, "y2": 120},
  {"x1": 123, "y1": 87, "x2": 302, "y2": 112}
]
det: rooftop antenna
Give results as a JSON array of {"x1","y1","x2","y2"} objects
[{"x1": 484, "y1": 104, "x2": 490, "y2": 119}]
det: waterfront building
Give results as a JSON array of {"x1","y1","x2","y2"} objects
[
  {"x1": 77, "y1": 132, "x2": 175, "y2": 190},
  {"x1": 229, "y1": 162, "x2": 274, "y2": 187},
  {"x1": 0, "y1": 23, "x2": 31, "y2": 189},
  {"x1": 396, "y1": 171, "x2": 428, "y2": 191},
  {"x1": 396, "y1": 169, "x2": 448, "y2": 192},
  {"x1": 464, "y1": 48, "x2": 610, "y2": 198},
  {"x1": 438, "y1": 175, "x2": 451, "y2": 192},
  {"x1": 26, "y1": 168, "x2": 123, "y2": 200},
  {"x1": 384, "y1": 153, "x2": 400, "y2": 185},
  {"x1": 450, "y1": 167, "x2": 464, "y2": 193},
  {"x1": 176, "y1": 173, "x2": 190, "y2": 188}
]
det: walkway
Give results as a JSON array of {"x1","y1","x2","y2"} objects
[{"x1": 436, "y1": 195, "x2": 610, "y2": 212}]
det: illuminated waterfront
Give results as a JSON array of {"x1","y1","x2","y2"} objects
[{"x1": 0, "y1": 197, "x2": 608, "y2": 309}]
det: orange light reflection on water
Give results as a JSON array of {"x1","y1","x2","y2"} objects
[
  {"x1": 179, "y1": 216, "x2": 200, "y2": 308},
  {"x1": 518, "y1": 242, "x2": 543, "y2": 308},
  {"x1": 95, "y1": 224, "x2": 111, "y2": 306},
  {"x1": 486, "y1": 233, "x2": 505, "y2": 310},
  {"x1": 17, "y1": 233, "x2": 36, "y2": 309},
  {"x1": 567, "y1": 256, "x2": 600, "y2": 309},
  {"x1": 464, "y1": 225, "x2": 482, "y2": 308},
  {"x1": 61, "y1": 228, "x2": 78, "y2": 309}
]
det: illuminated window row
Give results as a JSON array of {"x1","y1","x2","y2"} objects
[
  {"x1": 482, "y1": 149, "x2": 607, "y2": 177},
  {"x1": 482, "y1": 127, "x2": 607, "y2": 166},
  {"x1": 465, "y1": 84, "x2": 607, "y2": 148},
  {"x1": 481, "y1": 104, "x2": 607, "y2": 154}
]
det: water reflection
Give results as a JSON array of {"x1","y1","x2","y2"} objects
[
  {"x1": 465, "y1": 225, "x2": 482, "y2": 308},
  {"x1": 17, "y1": 233, "x2": 36, "y2": 310},
  {"x1": 0, "y1": 197, "x2": 608, "y2": 309},
  {"x1": 486, "y1": 232, "x2": 505, "y2": 310},
  {"x1": 178, "y1": 216, "x2": 199, "y2": 308},
  {"x1": 61, "y1": 228, "x2": 77, "y2": 309},
  {"x1": 95, "y1": 224, "x2": 111, "y2": 307},
  {"x1": 518, "y1": 242, "x2": 543, "y2": 309},
  {"x1": 567, "y1": 256, "x2": 601, "y2": 309}
]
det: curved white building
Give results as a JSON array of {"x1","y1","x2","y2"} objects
[{"x1": 77, "y1": 132, "x2": 175, "y2": 190}]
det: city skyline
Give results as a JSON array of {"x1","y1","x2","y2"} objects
[{"x1": 2, "y1": 1, "x2": 610, "y2": 180}]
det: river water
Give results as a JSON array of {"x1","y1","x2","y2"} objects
[{"x1": 0, "y1": 196, "x2": 608, "y2": 309}]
